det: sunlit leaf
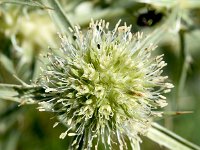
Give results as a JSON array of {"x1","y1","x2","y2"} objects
[{"x1": 147, "y1": 123, "x2": 200, "y2": 150}]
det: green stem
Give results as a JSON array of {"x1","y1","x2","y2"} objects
[
  {"x1": 0, "y1": 96, "x2": 22, "y2": 103},
  {"x1": 0, "y1": 83, "x2": 39, "y2": 88},
  {"x1": 147, "y1": 123, "x2": 200, "y2": 150},
  {"x1": 175, "y1": 30, "x2": 189, "y2": 110},
  {"x1": 0, "y1": 83, "x2": 23, "y2": 88},
  {"x1": 165, "y1": 30, "x2": 188, "y2": 131},
  {"x1": 42, "y1": 0, "x2": 72, "y2": 35}
]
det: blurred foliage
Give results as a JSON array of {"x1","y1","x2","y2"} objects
[{"x1": 0, "y1": 0, "x2": 200, "y2": 150}]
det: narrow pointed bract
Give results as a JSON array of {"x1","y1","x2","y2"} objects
[{"x1": 32, "y1": 20, "x2": 173, "y2": 149}]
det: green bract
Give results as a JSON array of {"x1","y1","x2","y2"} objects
[{"x1": 35, "y1": 20, "x2": 173, "y2": 149}]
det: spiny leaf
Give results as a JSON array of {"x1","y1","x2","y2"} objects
[
  {"x1": 147, "y1": 123, "x2": 200, "y2": 150},
  {"x1": 41, "y1": 0, "x2": 72, "y2": 35}
]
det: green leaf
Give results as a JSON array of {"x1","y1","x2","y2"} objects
[
  {"x1": 0, "y1": 0, "x2": 51, "y2": 9},
  {"x1": 0, "y1": 54, "x2": 19, "y2": 84},
  {"x1": 0, "y1": 85, "x2": 21, "y2": 103},
  {"x1": 147, "y1": 122, "x2": 200, "y2": 150},
  {"x1": 41, "y1": 0, "x2": 72, "y2": 35}
]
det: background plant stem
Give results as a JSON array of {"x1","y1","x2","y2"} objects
[
  {"x1": 175, "y1": 29, "x2": 189, "y2": 110},
  {"x1": 164, "y1": 29, "x2": 189, "y2": 134}
]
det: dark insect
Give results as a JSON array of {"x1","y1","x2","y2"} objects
[
  {"x1": 72, "y1": 35, "x2": 77, "y2": 40},
  {"x1": 97, "y1": 44, "x2": 100, "y2": 49},
  {"x1": 137, "y1": 9, "x2": 164, "y2": 27}
]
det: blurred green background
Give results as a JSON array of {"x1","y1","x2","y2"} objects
[{"x1": 0, "y1": 0, "x2": 200, "y2": 149}]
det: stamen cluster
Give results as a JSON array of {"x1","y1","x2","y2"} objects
[{"x1": 37, "y1": 20, "x2": 173, "y2": 149}]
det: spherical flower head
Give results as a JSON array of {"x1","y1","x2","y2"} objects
[{"x1": 37, "y1": 20, "x2": 173, "y2": 149}]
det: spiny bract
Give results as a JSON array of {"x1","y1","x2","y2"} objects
[{"x1": 37, "y1": 20, "x2": 173, "y2": 150}]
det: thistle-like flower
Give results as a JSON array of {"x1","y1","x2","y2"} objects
[{"x1": 33, "y1": 20, "x2": 173, "y2": 149}]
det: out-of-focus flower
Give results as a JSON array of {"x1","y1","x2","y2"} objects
[
  {"x1": 18, "y1": 20, "x2": 173, "y2": 149},
  {"x1": 0, "y1": 5, "x2": 57, "y2": 81}
]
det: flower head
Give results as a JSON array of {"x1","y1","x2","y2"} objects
[{"x1": 36, "y1": 20, "x2": 173, "y2": 149}]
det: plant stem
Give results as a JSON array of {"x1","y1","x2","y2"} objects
[
  {"x1": 0, "y1": 96, "x2": 22, "y2": 103},
  {"x1": 165, "y1": 30, "x2": 188, "y2": 130},
  {"x1": 0, "y1": 83, "x2": 24, "y2": 88},
  {"x1": 175, "y1": 29, "x2": 189, "y2": 110}
]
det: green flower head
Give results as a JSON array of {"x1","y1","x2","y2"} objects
[{"x1": 36, "y1": 20, "x2": 173, "y2": 149}]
